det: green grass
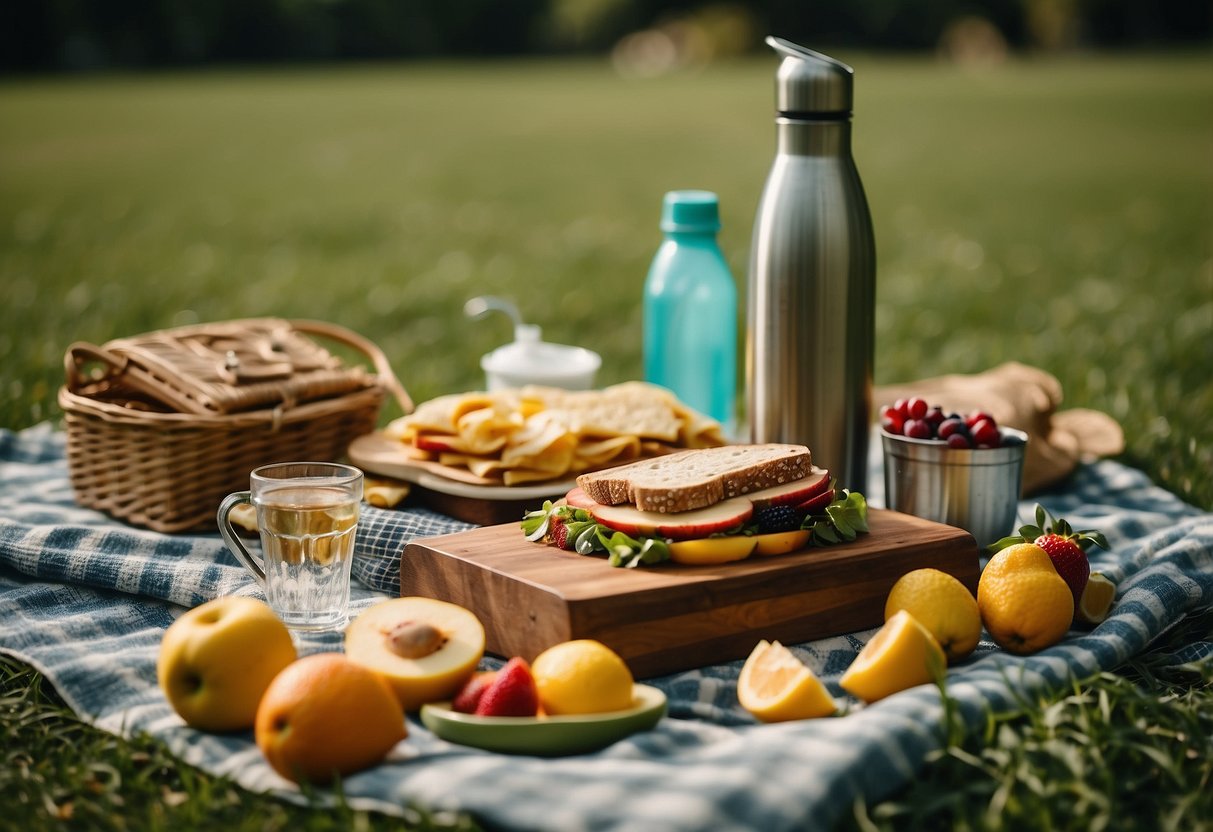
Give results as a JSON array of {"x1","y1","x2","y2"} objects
[
  {"x1": 854, "y1": 608, "x2": 1213, "y2": 832},
  {"x1": 1, "y1": 53, "x2": 1210, "y2": 830},
  {"x1": 0, "y1": 655, "x2": 478, "y2": 832},
  {"x1": 1, "y1": 54, "x2": 1210, "y2": 506}
]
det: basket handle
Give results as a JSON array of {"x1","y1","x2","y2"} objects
[
  {"x1": 287, "y1": 319, "x2": 413, "y2": 415},
  {"x1": 64, "y1": 342, "x2": 130, "y2": 393}
]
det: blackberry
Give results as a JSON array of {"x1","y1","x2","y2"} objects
[{"x1": 754, "y1": 504, "x2": 803, "y2": 534}]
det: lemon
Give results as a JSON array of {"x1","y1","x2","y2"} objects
[
  {"x1": 839, "y1": 610, "x2": 945, "y2": 703},
  {"x1": 977, "y1": 544, "x2": 1074, "y2": 654},
  {"x1": 531, "y1": 640, "x2": 634, "y2": 715},
  {"x1": 980, "y1": 541, "x2": 1047, "y2": 583},
  {"x1": 1076, "y1": 571, "x2": 1116, "y2": 624},
  {"x1": 737, "y1": 640, "x2": 836, "y2": 722},
  {"x1": 884, "y1": 568, "x2": 981, "y2": 663}
]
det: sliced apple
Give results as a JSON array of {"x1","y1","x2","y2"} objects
[
  {"x1": 668, "y1": 536, "x2": 758, "y2": 565},
  {"x1": 345, "y1": 597, "x2": 485, "y2": 711},
  {"x1": 414, "y1": 433, "x2": 470, "y2": 453},
  {"x1": 587, "y1": 496, "x2": 753, "y2": 540},
  {"x1": 748, "y1": 468, "x2": 830, "y2": 508},
  {"x1": 565, "y1": 486, "x2": 597, "y2": 511},
  {"x1": 752, "y1": 529, "x2": 812, "y2": 556},
  {"x1": 797, "y1": 488, "x2": 835, "y2": 516}
]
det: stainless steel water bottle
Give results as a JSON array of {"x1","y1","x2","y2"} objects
[{"x1": 747, "y1": 36, "x2": 876, "y2": 493}]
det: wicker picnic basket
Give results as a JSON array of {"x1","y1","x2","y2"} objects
[{"x1": 58, "y1": 318, "x2": 412, "y2": 533}]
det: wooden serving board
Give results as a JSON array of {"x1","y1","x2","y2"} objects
[
  {"x1": 402, "y1": 510, "x2": 979, "y2": 678},
  {"x1": 349, "y1": 432, "x2": 575, "y2": 525}
]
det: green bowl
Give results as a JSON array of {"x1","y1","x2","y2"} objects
[{"x1": 420, "y1": 684, "x2": 667, "y2": 756}]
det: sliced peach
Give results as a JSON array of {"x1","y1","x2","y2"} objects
[
  {"x1": 667, "y1": 536, "x2": 758, "y2": 565},
  {"x1": 752, "y1": 529, "x2": 812, "y2": 556},
  {"x1": 345, "y1": 597, "x2": 485, "y2": 711}
]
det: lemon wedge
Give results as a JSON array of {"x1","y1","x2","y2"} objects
[
  {"x1": 1076, "y1": 572, "x2": 1116, "y2": 624},
  {"x1": 737, "y1": 639, "x2": 836, "y2": 722},
  {"x1": 839, "y1": 610, "x2": 945, "y2": 703}
]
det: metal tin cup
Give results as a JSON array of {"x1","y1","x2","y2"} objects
[{"x1": 881, "y1": 428, "x2": 1027, "y2": 549}]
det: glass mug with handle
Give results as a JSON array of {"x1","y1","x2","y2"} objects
[{"x1": 218, "y1": 462, "x2": 363, "y2": 632}]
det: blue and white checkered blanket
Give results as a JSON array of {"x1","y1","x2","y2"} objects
[{"x1": 1, "y1": 423, "x2": 1210, "y2": 831}]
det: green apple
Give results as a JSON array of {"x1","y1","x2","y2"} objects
[{"x1": 157, "y1": 596, "x2": 297, "y2": 732}]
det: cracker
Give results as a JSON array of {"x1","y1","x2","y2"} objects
[{"x1": 389, "y1": 382, "x2": 725, "y2": 487}]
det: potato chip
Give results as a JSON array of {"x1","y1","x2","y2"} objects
[
  {"x1": 573, "y1": 435, "x2": 641, "y2": 468},
  {"x1": 399, "y1": 393, "x2": 472, "y2": 434},
  {"x1": 502, "y1": 414, "x2": 577, "y2": 472},
  {"x1": 503, "y1": 467, "x2": 565, "y2": 486},
  {"x1": 455, "y1": 404, "x2": 519, "y2": 455},
  {"x1": 364, "y1": 477, "x2": 410, "y2": 508},
  {"x1": 389, "y1": 381, "x2": 724, "y2": 486},
  {"x1": 228, "y1": 503, "x2": 258, "y2": 533}
]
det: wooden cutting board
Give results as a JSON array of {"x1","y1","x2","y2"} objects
[
  {"x1": 401, "y1": 509, "x2": 979, "y2": 678},
  {"x1": 349, "y1": 431, "x2": 575, "y2": 525}
]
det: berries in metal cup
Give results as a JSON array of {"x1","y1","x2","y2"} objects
[{"x1": 880, "y1": 400, "x2": 1027, "y2": 549}]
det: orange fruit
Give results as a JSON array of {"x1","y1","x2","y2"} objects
[
  {"x1": 738, "y1": 640, "x2": 836, "y2": 722},
  {"x1": 255, "y1": 653, "x2": 406, "y2": 784},
  {"x1": 977, "y1": 544, "x2": 1073, "y2": 655}
]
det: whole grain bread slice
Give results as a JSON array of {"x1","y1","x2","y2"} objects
[{"x1": 576, "y1": 443, "x2": 813, "y2": 513}]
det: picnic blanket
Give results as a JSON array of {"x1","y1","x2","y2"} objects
[{"x1": 1, "y1": 422, "x2": 1210, "y2": 831}]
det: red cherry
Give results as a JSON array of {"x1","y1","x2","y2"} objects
[
  {"x1": 904, "y1": 419, "x2": 933, "y2": 439},
  {"x1": 966, "y1": 410, "x2": 996, "y2": 429},
  {"x1": 946, "y1": 433, "x2": 971, "y2": 449},
  {"x1": 894, "y1": 398, "x2": 912, "y2": 419},
  {"x1": 971, "y1": 419, "x2": 1001, "y2": 446},
  {"x1": 924, "y1": 406, "x2": 946, "y2": 428},
  {"x1": 880, "y1": 405, "x2": 904, "y2": 434},
  {"x1": 907, "y1": 397, "x2": 929, "y2": 420}
]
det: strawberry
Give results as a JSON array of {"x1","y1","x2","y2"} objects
[
  {"x1": 451, "y1": 671, "x2": 497, "y2": 714},
  {"x1": 990, "y1": 504, "x2": 1110, "y2": 609},
  {"x1": 1035, "y1": 534, "x2": 1089, "y2": 605},
  {"x1": 474, "y1": 657, "x2": 540, "y2": 717},
  {"x1": 549, "y1": 516, "x2": 575, "y2": 551}
]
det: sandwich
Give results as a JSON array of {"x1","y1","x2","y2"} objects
[{"x1": 521, "y1": 443, "x2": 868, "y2": 567}]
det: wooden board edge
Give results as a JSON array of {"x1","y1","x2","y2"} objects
[{"x1": 402, "y1": 539, "x2": 574, "y2": 660}]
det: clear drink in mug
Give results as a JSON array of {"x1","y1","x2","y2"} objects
[
  {"x1": 218, "y1": 462, "x2": 363, "y2": 632},
  {"x1": 255, "y1": 483, "x2": 359, "y2": 630}
]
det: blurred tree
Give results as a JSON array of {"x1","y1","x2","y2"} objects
[{"x1": 0, "y1": 0, "x2": 1208, "y2": 73}]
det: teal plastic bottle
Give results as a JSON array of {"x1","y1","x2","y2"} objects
[{"x1": 643, "y1": 190, "x2": 737, "y2": 433}]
